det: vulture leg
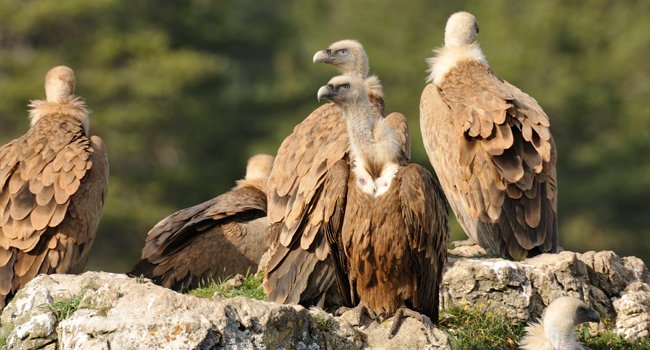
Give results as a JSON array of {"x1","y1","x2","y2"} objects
[{"x1": 388, "y1": 307, "x2": 434, "y2": 339}]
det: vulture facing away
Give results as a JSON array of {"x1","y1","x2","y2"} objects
[
  {"x1": 420, "y1": 11, "x2": 558, "y2": 260},
  {"x1": 317, "y1": 75, "x2": 449, "y2": 332},
  {"x1": 519, "y1": 296, "x2": 600, "y2": 350},
  {"x1": 264, "y1": 39, "x2": 410, "y2": 307},
  {"x1": 0, "y1": 66, "x2": 109, "y2": 308},
  {"x1": 129, "y1": 154, "x2": 274, "y2": 291}
]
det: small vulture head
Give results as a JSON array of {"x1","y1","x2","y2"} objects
[
  {"x1": 444, "y1": 11, "x2": 480, "y2": 47},
  {"x1": 542, "y1": 296, "x2": 600, "y2": 347},
  {"x1": 45, "y1": 65, "x2": 76, "y2": 103},
  {"x1": 317, "y1": 74, "x2": 366, "y2": 105},
  {"x1": 312, "y1": 39, "x2": 369, "y2": 77},
  {"x1": 245, "y1": 154, "x2": 275, "y2": 182}
]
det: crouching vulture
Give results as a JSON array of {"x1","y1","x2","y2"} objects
[
  {"x1": 317, "y1": 74, "x2": 449, "y2": 334},
  {"x1": 0, "y1": 66, "x2": 109, "y2": 308},
  {"x1": 129, "y1": 154, "x2": 274, "y2": 291},
  {"x1": 420, "y1": 11, "x2": 558, "y2": 260},
  {"x1": 519, "y1": 296, "x2": 600, "y2": 350},
  {"x1": 264, "y1": 39, "x2": 410, "y2": 308}
]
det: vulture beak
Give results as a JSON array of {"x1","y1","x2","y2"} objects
[
  {"x1": 313, "y1": 49, "x2": 332, "y2": 64},
  {"x1": 317, "y1": 84, "x2": 334, "y2": 102},
  {"x1": 578, "y1": 307, "x2": 601, "y2": 324}
]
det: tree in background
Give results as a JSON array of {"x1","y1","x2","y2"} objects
[{"x1": 0, "y1": 0, "x2": 648, "y2": 271}]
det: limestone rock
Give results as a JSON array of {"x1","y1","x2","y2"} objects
[
  {"x1": 0, "y1": 272, "x2": 450, "y2": 350},
  {"x1": 441, "y1": 250, "x2": 650, "y2": 340}
]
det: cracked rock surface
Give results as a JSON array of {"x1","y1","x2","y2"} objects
[{"x1": 1, "y1": 249, "x2": 647, "y2": 349}]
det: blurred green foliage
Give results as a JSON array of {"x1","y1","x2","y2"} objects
[{"x1": 0, "y1": 0, "x2": 648, "y2": 271}]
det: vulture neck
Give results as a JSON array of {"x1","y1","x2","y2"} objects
[
  {"x1": 340, "y1": 97, "x2": 400, "y2": 197},
  {"x1": 29, "y1": 97, "x2": 90, "y2": 135},
  {"x1": 544, "y1": 318, "x2": 579, "y2": 350},
  {"x1": 426, "y1": 42, "x2": 487, "y2": 86}
]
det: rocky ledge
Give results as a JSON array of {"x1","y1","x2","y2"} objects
[{"x1": 1, "y1": 249, "x2": 648, "y2": 349}]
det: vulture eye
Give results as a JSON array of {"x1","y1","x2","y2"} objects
[
  {"x1": 475, "y1": 22, "x2": 480, "y2": 34},
  {"x1": 339, "y1": 83, "x2": 350, "y2": 90},
  {"x1": 337, "y1": 48, "x2": 348, "y2": 56}
]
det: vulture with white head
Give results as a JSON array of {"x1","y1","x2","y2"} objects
[
  {"x1": 264, "y1": 39, "x2": 410, "y2": 307},
  {"x1": 0, "y1": 66, "x2": 108, "y2": 308},
  {"x1": 519, "y1": 296, "x2": 600, "y2": 350},
  {"x1": 317, "y1": 75, "x2": 449, "y2": 332},
  {"x1": 420, "y1": 11, "x2": 558, "y2": 260},
  {"x1": 129, "y1": 154, "x2": 274, "y2": 291}
]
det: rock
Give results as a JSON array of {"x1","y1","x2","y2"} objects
[
  {"x1": 0, "y1": 272, "x2": 450, "y2": 350},
  {"x1": 441, "y1": 250, "x2": 650, "y2": 340},
  {"x1": 2, "y1": 249, "x2": 648, "y2": 349}
]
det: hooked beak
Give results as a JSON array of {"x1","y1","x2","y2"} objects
[
  {"x1": 579, "y1": 307, "x2": 601, "y2": 324},
  {"x1": 313, "y1": 49, "x2": 332, "y2": 64},
  {"x1": 317, "y1": 84, "x2": 334, "y2": 102}
]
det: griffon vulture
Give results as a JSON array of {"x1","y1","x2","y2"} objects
[
  {"x1": 317, "y1": 74, "x2": 449, "y2": 332},
  {"x1": 0, "y1": 66, "x2": 108, "y2": 308},
  {"x1": 519, "y1": 296, "x2": 600, "y2": 350},
  {"x1": 313, "y1": 39, "x2": 411, "y2": 160},
  {"x1": 129, "y1": 154, "x2": 274, "y2": 291},
  {"x1": 420, "y1": 11, "x2": 558, "y2": 260},
  {"x1": 264, "y1": 39, "x2": 410, "y2": 307}
]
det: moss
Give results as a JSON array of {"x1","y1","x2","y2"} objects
[{"x1": 188, "y1": 270, "x2": 266, "y2": 300}]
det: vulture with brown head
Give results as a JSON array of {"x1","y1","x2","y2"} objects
[
  {"x1": 264, "y1": 39, "x2": 410, "y2": 308},
  {"x1": 129, "y1": 154, "x2": 274, "y2": 291},
  {"x1": 0, "y1": 66, "x2": 109, "y2": 308},
  {"x1": 420, "y1": 11, "x2": 558, "y2": 260},
  {"x1": 519, "y1": 296, "x2": 600, "y2": 350},
  {"x1": 317, "y1": 74, "x2": 448, "y2": 333}
]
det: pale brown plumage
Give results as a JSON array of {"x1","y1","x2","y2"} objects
[
  {"x1": 129, "y1": 154, "x2": 274, "y2": 291},
  {"x1": 420, "y1": 12, "x2": 558, "y2": 260},
  {"x1": 519, "y1": 296, "x2": 600, "y2": 350},
  {"x1": 318, "y1": 75, "x2": 449, "y2": 326},
  {"x1": 0, "y1": 66, "x2": 108, "y2": 308},
  {"x1": 264, "y1": 39, "x2": 411, "y2": 307}
]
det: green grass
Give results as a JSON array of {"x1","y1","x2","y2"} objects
[
  {"x1": 440, "y1": 304, "x2": 523, "y2": 350},
  {"x1": 188, "y1": 270, "x2": 266, "y2": 300},
  {"x1": 439, "y1": 304, "x2": 650, "y2": 350},
  {"x1": 46, "y1": 290, "x2": 85, "y2": 322}
]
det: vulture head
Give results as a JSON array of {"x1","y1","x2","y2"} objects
[
  {"x1": 243, "y1": 154, "x2": 275, "y2": 191},
  {"x1": 444, "y1": 11, "x2": 479, "y2": 47},
  {"x1": 313, "y1": 39, "x2": 369, "y2": 77},
  {"x1": 317, "y1": 74, "x2": 367, "y2": 105},
  {"x1": 30, "y1": 65, "x2": 89, "y2": 133},
  {"x1": 45, "y1": 65, "x2": 76, "y2": 103},
  {"x1": 520, "y1": 296, "x2": 600, "y2": 350}
]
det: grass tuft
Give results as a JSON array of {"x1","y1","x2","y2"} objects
[
  {"x1": 439, "y1": 304, "x2": 650, "y2": 350},
  {"x1": 46, "y1": 290, "x2": 85, "y2": 322},
  {"x1": 188, "y1": 270, "x2": 266, "y2": 300},
  {"x1": 439, "y1": 303, "x2": 523, "y2": 350}
]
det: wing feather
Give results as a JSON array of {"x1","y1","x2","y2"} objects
[{"x1": 420, "y1": 60, "x2": 558, "y2": 259}]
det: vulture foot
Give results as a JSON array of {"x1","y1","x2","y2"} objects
[
  {"x1": 388, "y1": 307, "x2": 431, "y2": 339},
  {"x1": 450, "y1": 238, "x2": 478, "y2": 248},
  {"x1": 335, "y1": 303, "x2": 377, "y2": 328}
]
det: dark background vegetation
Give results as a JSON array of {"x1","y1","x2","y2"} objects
[{"x1": 1, "y1": 0, "x2": 648, "y2": 271}]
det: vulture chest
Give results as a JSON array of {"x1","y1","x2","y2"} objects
[{"x1": 342, "y1": 181, "x2": 417, "y2": 316}]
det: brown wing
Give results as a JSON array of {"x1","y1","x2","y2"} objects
[
  {"x1": 264, "y1": 103, "x2": 349, "y2": 306},
  {"x1": 397, "y1": 164, "x2": 449, "y2": 322},
  {"x1": 383, "y1": 112, "x2": 411, "y2": 162},
  {"x1": 0, "y1": 116, "x2": 104, "y2": 306},
  {"x1": 130, "y1": 186, "x2": 268, "y2": 291},
  {"x1": 421, "y1": 60, "x2": 558, "y2": 259}
]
